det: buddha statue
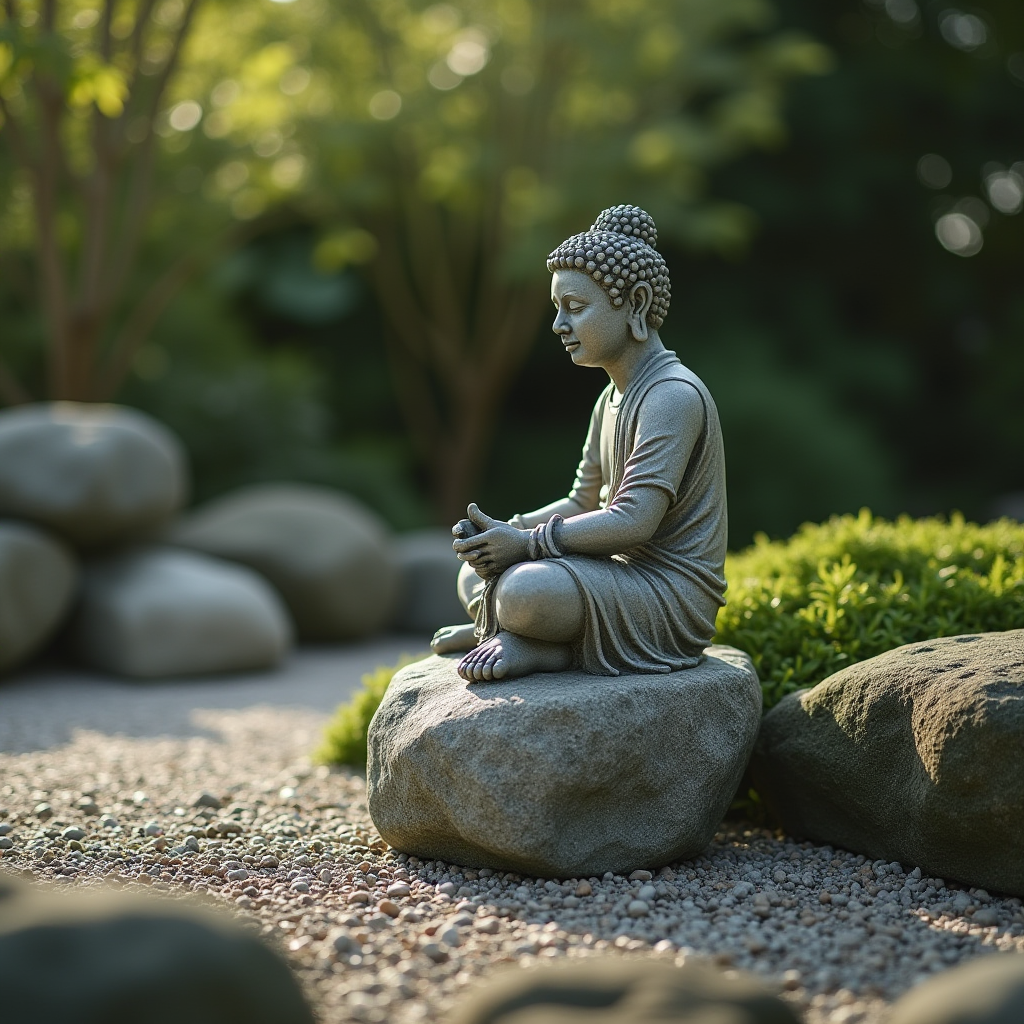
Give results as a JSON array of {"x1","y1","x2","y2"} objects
[{"x1": 431, "y1": 205, "x2": 728, "y2": 682}]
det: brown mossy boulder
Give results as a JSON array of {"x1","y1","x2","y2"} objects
[{"x1": 752, "y1": 630, "x2": 1024, "y2": 895}]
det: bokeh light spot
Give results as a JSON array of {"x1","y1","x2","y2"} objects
[
  {"x1": 368, "y1": 90, "x2": 402, "y2": 120},
  {"x1": 938, "y1": 10, "x2": 987, "y2": 52},
  {"x1": 985, "y1": 170, "x2": 1024, "y2": 214},
  {"x1": 935, "y1": 212, "x2": 983, "y2": 256},
  {"x1": 168, "y1": 100, "x2": 202, "y2": 131},
  {"x1": 446, "y1": 30, "x2": 489, "y2": 76},
  {"x1": 428, "y1": 62, "x2": 462, "y2": 91}
]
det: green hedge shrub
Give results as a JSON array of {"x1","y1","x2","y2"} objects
[
  {"x1": 715, "y1": 510, "x2": 1024, "y2": 711},
  {"x1": 316, "y1": 654, "x2": 428, "y2": 768}
]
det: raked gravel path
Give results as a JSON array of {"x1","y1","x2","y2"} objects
[{"x1": 1, "y1": 638, "x2": 1022, "y2": 1024}]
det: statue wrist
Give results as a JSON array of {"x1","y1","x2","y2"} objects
[{"x1": 529, "y1": 514, "x2": 565, "y2": 560}]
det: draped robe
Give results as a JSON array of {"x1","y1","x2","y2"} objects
[{"x1": 475, "y1": 349, "x2": 728, "y2": 675}]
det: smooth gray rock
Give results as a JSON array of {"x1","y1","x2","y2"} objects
[
  {"x1": 73, "y1": 547, "x2": 292, "y2": 679},
  {"x1": 452, "y1": 960, "x2": 799, "y2": 1024},
  {"x1": 752, "y1": 631, "x2": 1024, "y2": 896},
  {"x1": 0, "y1": 874, "x2": 314, "y2": 1024},
  {"x1": 392, "y1": 529, "x2": 469, "y2": 634},
  {"x1": 0, "y1": 521, "x2": 78, "y2": 674},
  {"x1": 888, "y1": 954, "x2": 1024, "y2": 1024},
  {"x1": 171, "y1": 483, "x2": 399, "y2": 641},
  {"x1": 367, "y1": 648, "x2": 761, "y2": 877},
  {"x1": 0, "y1": 403, "x2": 187, "y2": 548}
]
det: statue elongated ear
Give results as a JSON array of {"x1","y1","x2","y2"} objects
[{"x1": 626, "y1": 281, "x2": 654, "y2": 342}]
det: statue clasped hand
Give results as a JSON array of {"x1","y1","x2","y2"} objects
[{"x1": 431, "y1": 204, "x2": 729, "y2": 684}]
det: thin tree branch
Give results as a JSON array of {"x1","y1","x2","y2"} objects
[
  {"x1": 94, "y1": 249, "x2": 198, "y2": 399},
  {"x1": 105, "y1": 0, "x2": 200, "y2": 310},
  {"x1": 99, "y1": 0, "x2": 116, "y2": 61}
]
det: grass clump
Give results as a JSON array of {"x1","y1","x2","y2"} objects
[
  {"x1": 316, "y1": 653, "x2": 428, "y2": 768},
  {"x1": 715, "y1": 509, "x2": 1024, "y2": 711}
]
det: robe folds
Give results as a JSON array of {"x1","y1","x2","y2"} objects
[{"x1": 476, "y1": 348, "x2": 728, "y2": 675}]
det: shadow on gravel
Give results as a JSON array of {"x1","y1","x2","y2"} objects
[{"x1": 0, "y1": 637, "x2": 419, "y2": 753}]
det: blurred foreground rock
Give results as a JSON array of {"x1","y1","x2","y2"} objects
[
  {"x1": 453, "y1": 959, "x2": 799, "y2": 1024},
  {"x1": 0, "y1": 521, "x2": 78, "y2": 674},
  {"x1": 888, "y1": 954, "x2": 1024, "y2": 1024},
  {"x1": 392, "y1": 528, "x2": 469, "y2": 634},
  {"x1": 0, "y1": 403, "x2": 187, "y2": 548},
  {"x1": 368, "y1": 649, "x2": 761, "y2": 876},
  {"x1": 171, "y1": 483, "x2": 399, "y2": 641},
  {"x1": 0, "y1": 874, "x2": 313, "y2": 1024},
  {"x1": 752, "y1": 631, "x2": 1024, "y2": 896},
  {"x1": 73, "y1": 547, "x2": 292, "y2": 678}
]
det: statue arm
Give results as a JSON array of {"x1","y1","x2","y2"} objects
[{"x1": 557, "y1": 381, "x2": 704, "y2": 556}]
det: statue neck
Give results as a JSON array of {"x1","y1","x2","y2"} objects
[{"x1": 606, "y1": 331, "x2": 667, "y2": 395}]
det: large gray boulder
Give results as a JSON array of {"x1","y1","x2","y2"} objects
[
  {"x1": 0, "y1": 874, "x2": 314, "y2": 1024},
  {"x1": 0, "y1": 403, "x2": 187, "y2": 548},
  {"x1": 367, "y1": 649, "x2": 761, "y2": 877},
  {"x1": 74, "y1": 547, "x2": 292, "y2": 679},
  {"x1": 752, "y1": 631, "x2": 1024, "y2": 896},
  {"x1": 392, "y1": 529, "x2": 469, "y2": 634},
  {"x1": 0, "y1": 520, "x2": 78, "y2": 674},
  {"x1": 453, "y1": 960, "x2": 799, "y2": 1024},
  {"x1": 170, "y1": 483, "x2": 399, "y2": 641}
]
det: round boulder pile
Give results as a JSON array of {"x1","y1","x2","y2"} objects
[
  {"x1": 170, "y1": 483, "x2": 401, "y2": 641},
  {"x1": 0, "y1": 402, "x2": 187, "y2": 548},
  {"x1": 367, "y1": 648, "x2": 762, "y2": 877},
  {"x1": 0, "y1": 402, "x2": 294, "y2": 679}
]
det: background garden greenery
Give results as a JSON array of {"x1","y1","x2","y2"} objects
[{"x1": 2, "y1": 0, "x2": 1023, "y2": 542}]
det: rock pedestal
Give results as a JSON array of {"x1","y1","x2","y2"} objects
[
  {"x1": 367, "y1": 649, "x2": 761, "y2": 877},
  {"x1": 752, "y1": 630, "x2": 1024, "y2": 896}
]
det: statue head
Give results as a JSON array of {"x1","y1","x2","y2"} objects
[{"x1": 546, "y1": 205, "x2": 671, "y2": 329}]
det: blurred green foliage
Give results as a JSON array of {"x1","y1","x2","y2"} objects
[
  {"x1": 2, "y1": 0, "x2": 1023, "y2": 540},
  {"x1": 316, "y1": 654, "x2": 427, "y2": 768},
  {"x1": 715, "y1": 510, "x2": 1024, "y2": 710}
]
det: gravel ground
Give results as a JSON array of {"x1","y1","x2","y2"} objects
[{"x1": 1, "y1": 641, "x2": 1022, "y2": 1024}]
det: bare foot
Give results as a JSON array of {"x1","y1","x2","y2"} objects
[
  {"x1": 431, "y1": 623, "x2": 478, "y2": 655},
  {"x1": 457, "y1": 631, "x2": 571, "y2": 682}
]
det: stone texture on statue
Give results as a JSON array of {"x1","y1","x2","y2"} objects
[
  {"x1": 73, "y1": 547, "x2": 292, "y2": 678},
  {"x1": 0, "y1": 520, "x2": 78, "y2": 674},
  {"x1": 367, "y1": 648, "x2": 761, "y2": 877},
  {"x1": 887, "y1": 954, "x2": 1024, "y2": 1024},
  {"x1": 752, "y1": 631, "x2": 1024, "y2": 896},
  {"x1": 170, "y1": 483, "x2": 399, "y2": 641},
  {"x1": 452, "y1": 960, "x2": 800, "y2": 1024},
  {"x1": 0, "y1": 874, "x2": 314, "y2": 1024},
  {"x1": 392, "y1": 529, "x2": 470, "y2": 634},
  {"x1": 0, "y1": 403, "x2": 187, "y2": 548}
]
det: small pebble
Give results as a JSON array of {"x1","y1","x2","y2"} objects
[
  {"x1": 627, "y1": 899, "x2": 649, "y2": 917},
  {"x1": 629, "y1": 869, "x2": 653, "y2": 882}
]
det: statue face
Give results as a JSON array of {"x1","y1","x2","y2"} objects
[{"x1": 550, "y1": 270, "x2": 635, "y2": 369}]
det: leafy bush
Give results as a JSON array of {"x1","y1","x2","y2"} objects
[
  {"x1": 316, "y1": 655, "x2": 428, "y2": 768},
  {"x1": 715, "y1": 510, "x2": 1024, "y2": 711}
]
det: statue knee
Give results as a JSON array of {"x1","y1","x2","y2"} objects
[{"x1": 494, "y1": 564, "x2": 542, "y2": 636}]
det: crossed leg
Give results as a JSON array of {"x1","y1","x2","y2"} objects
[{"x1": 456, "y1": 560, "x2": 584, "y2": 681}]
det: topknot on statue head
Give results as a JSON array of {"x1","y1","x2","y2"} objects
[{"x1": 546, "y1": 204, "x2": 671, "y2": 329}]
